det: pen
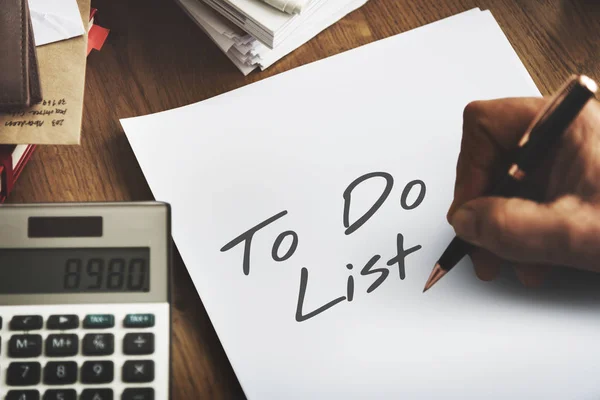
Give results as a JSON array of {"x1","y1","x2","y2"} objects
[{"x1": 423, "y1": 74, "x2": 599, "y2": 292}]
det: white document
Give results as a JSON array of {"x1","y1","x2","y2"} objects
[
  {"x1": 200, "y1": 21, "x2": 258, "y2": 75},
  {"x1": 239, "y1": 0, "x2": 369, "y2": 70},
  {"x1": 180, "y1": 0, "x2": 249, "y2": 40},
  {"x1": 260, "y1": 0, "x2": 310, "y2": 14},
  {"x1": 203, "y1": 0, "x2": 328, "y2": 47},
  {"x1": 182, "y1": 0, "x2": 236, "y2": 51},
  {"x1": 176, "y1": 0, "x2": 258, "y2": 75},
  {"x1": 29, "y1": 0, "x2": 86, "y2": 47},
  {"x1": 122, "y1": 10, "x2": 600, "y2": 399},
  {"x1": 179, "y1": 0, "x2": 368, "y2": 73},
  {"x1": 256, "y1": 0, "x2": 367, "y2": 69}
]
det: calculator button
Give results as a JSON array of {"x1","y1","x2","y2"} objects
[
  {"x1": 121, "y1": 388, "x2": 154, "y2": 400},
  {"x1": 6, "y1": 390, "x2": 40, "y2": 400},
  {"x1": 46, "y1": 315, "x2": 79, "y2": 330},
  {"x1": 123, "y1": 333, "x2": 154, "y2": 355},
  {"x1": 81, "y1": 361, "x2": 113, "y2": 384},
  {"x1": 122, "y1": 360, "x2": 154, "y2": 383},
  {"x1": 83, "y1": 315, "x2": 114, "y2": 329},
  {"x1": 45, "y1": 334, "x2": 78, "y2": 357},
  {"x1": 6, "y1": 362, "x2": 41, "y2": 386},
  {"x1": 43, "y1": 389, "x2": 76, "y2": 400},
  {"x1": 82, "y1": 333, "x2": 114, "y2": 356},
  {"x1": 124, "y1": 314, "x2": 155, "y2": 328},
  {"x1": 9, "y1": 335, "x2": 42, "y2": 358},
  {"x1": 10, "y1": 316, "x2": 43, "y2": 331},
  {"x1": 80, "y1": 389, "x2": 113, "y2": 400},
  {"x1": 43, "y1": 361, "x2": 77, "y2": 385}
]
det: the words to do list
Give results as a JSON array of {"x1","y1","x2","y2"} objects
[{"x1": 220, "y1": 171, "x2": 426, "y2": 322}]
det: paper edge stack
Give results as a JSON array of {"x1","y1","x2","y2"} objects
[{"x1": 176, "y1": 0, "x2": 370, "y2": 75}]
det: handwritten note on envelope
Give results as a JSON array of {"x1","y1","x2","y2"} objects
[{"x1": 123, "y1": 10, "x2": 600, "y2": 400}]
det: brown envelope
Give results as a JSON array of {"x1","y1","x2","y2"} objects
[{"x1": 0, "y1": 0, "x2": 90, "y2": 145}]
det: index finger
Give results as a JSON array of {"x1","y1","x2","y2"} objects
[{"x1": 447, "y1": 97, "x2": 548, "y2": 221}]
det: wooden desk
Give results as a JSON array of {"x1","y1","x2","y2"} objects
[{"x1": 8, "y1": 0, "x2": 600, "y2": 397}]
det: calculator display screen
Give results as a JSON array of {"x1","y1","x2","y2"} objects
[{"x1": 0, "y1": 248, "x2": 150, "y2": 294}]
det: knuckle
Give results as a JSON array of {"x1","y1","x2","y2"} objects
[
  {"x1": 484, "y1": 200, "x2": 525, "y2": 258},
  {"x1": 463, "y1": 101, "x2": 486, "y2": 125},
  {"x1": 544, "y1": 196, "x2": 584, "y2": 262},
  {"x1": 553, "y1": 194, "x2": 581, "y2": 211},
  {"x1": 487, "y1": 205, "x2": 514, "y2": 250},
  {"x1": 461, "y1": 102, "x2": 495, "y2": 167},
  {"x1": 462, "y1": 102, "x2": 484, "y2": 143},
  {"x1": 543, "y1": 224, "x2": 573, "y2": 262},
  {"x1": 462, "y1": 101, "x2": 493, "y2": 138}
]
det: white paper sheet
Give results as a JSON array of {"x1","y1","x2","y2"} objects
[
  {"x1": 29, "y1": 0, "x2": 86, "y2": 47},
  {"x1": 122, "y1": 10, "x2": 600, "y2": 399}
]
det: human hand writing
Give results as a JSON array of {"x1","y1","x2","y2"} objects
[{"x1": 448, "y1": 96, "x2": 600, "y2": 286}]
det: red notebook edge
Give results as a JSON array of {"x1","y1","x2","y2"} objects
[
  {"x1": 13, "y1": 145, "x2": 36, "y2": 183},
  {"x1": 0, "y1": 145, "x2": 36, "y2": 203}
]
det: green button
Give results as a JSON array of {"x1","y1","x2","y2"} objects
[
  {"x1": 83, "y1": 314, "x2": 115, "y2": 329},
  {"x1": 124, "y1": 314, "x2": 155, "y2": 328}
]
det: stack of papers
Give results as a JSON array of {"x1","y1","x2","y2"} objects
[
  {"x1": 202, "y1": 0, "x2": 329, "y2": 48},
  {"x1": 177, "y1": 0, "x2": 368, "y2": 75},
  {"x1": 123, "y1": 8, "x2": 600, "y2": 400}
]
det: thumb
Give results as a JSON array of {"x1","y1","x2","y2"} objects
[{"x1": 449, "y1": 195, "x2": 598, "y2": 269}]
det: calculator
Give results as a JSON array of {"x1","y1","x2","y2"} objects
[{"x1": 0, "y1": 202, "x2": 171, "y2": 400}]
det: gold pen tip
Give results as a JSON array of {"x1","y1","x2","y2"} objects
[{"x1": 422, "y1": 263, "x2": 447, "y2": 293}]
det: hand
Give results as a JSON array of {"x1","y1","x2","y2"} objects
[{"x1": 447, "y1": 96, "x2": 600, "y2": 287}]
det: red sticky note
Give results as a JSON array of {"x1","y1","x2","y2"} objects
[{"x1": 87, "y1": 24, "x2": 110, "y2": 55}]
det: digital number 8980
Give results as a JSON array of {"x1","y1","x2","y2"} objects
[{"x1": 63, "y1": 258, "x2": 147, "y2": 291}]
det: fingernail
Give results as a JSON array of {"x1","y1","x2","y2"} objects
[{"x1": 450, "y1": 206, "x2": 477, "y2": 242}]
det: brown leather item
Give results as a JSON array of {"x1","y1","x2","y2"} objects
[{"x1": 0, "y1": 0, "x2": 42, "y2": 111}]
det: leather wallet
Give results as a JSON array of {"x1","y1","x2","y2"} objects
[{"x1": 0, "y1": 0, "x2": 42, "y2": 111}]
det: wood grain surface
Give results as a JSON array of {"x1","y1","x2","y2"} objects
[{"x1": 7, "y1": 0, "x2": 600, "y2": 398}]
